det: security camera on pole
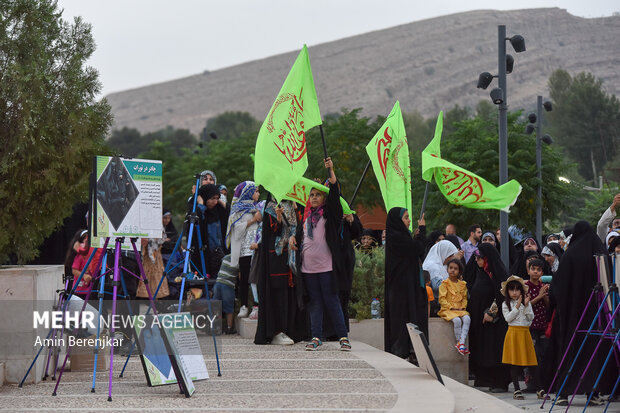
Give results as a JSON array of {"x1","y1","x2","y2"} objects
[{"x1": 477, "y1": 26, "x2": 526, "y2": 267}]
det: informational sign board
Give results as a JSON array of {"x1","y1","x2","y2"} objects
[
  {"x1": 158, "y1": 313, "x2": 209, "y2": 382},
  {"x1": 407, "y1": 323, "x2": 444, "y2": 385},
  {"x1": 134, "y1": 313, "x2": 209, "y2": 392},
  {"x1": 134, "y1": 316, "x2": 177, "y2": 387},
  {"x1": 90, "y1": 156, "x2": 162, "y2": 249}
]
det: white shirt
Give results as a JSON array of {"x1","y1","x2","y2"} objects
[
  {"x1": 502, "y1": 299, "x2": 534, "y2": 327},
  {"x1": 230, "y1": 213, "x2": 258, "y2": 267},
  {"x1": 597, "y1": 207, "x2": 616, "y2": 243}
]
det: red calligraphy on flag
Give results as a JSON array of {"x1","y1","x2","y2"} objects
[
  {"x1": 377, "y1": 127, "x2": 392, "y2": 180},
  {"x1": 269, "y1": 87, "x2": 308, "y2": 169},
  {"x1": 285, "y1": 182, "x2": 308, "y2": 205},
  {"x1": 440, "y1": 167, "x2": 485, "y2": 204}
]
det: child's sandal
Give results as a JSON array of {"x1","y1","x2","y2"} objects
[
  {"x1": 339, "y1": 337, "x2": 351, "y2": 351},
  {"x1": 305, "y1": 337, "x2": 322, "y2": 351},
  {"x1": 513, "y1": 390, "x2": 524, "y2": 400}
]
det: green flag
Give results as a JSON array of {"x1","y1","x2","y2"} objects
[
  {"x1": 254, "y1": 45, "x2": 322, "y2": 202},
  {"x1": 421, "y1": 112, "x2": 522, "y2": 212},
  {"x1": 365, "y1": 101, "x2": 412, "y2": 229},
  {"x1": 283, "y1": 177, "x2": 355, "y2": 215}
]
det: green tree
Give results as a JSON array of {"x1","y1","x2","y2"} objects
[
  {"x1": 204, "y1": 111, "x2": 260, "y2": 141},
  {"x1": 547, "y1": 69, "x2": 620, "y2": 183},
  {"x1": 143, "y1": 126, "x2": 197, "y2": 156},
  {"x1": 107, "y1": 127, "x2": 144, "y2": 157},
  {"x1": 0, "y1": 0, "x2": 112, "y2": 263}
]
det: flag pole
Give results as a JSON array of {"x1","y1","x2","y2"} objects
[
  {"x1": 419, "y1": 182, "x2": 430, "y2": 220},
  {"x1": 349, "y1": 159, "x2": 371, "y2": 206},
  {"x1": 319, "y1": 125, "x2": 333, "y2": 177}
]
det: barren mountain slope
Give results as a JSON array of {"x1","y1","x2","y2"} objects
[{"x1": 106, "y1": 8, "x2": 620, "y2": 135}]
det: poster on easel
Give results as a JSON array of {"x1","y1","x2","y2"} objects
[{"x1": 89, "y1": 156, "x2": 163, "y2": 250}]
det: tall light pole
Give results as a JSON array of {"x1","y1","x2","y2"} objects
[
  {"x1": 478, "y1": 25, "x2": 526, "y2": 267},
  {"x1": 526, "y1": 97, "x2": 553, "y2": 245}
]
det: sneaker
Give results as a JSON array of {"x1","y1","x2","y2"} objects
[
  {"x1": 339, "y1": 337, "x2": 351, "y2": 351},
  {"x1": 248, "y1": 306, "x2": 259, "y2": 320},
  {"x1": 513, "y1": 390, "x2": 524, "y2": 400},
  {"x1": 587, "y1": 393, "x2": 605, "y2": 406},
  {"x1": 224, "y1": 326, "x2": 237, "y2": 335},
  {"x1": 556, "y1": 398, "x2": 568, "y2": 406},
  {"x1": 305, "y1": 337, "x2": 322, "y2": 351},
  {"x1": 238, "y1": 305, "x2": 249, "y2": 318},
  {"x1": 271, "y1": 332, "x2": 294, "y2": 345},
  {"x1": 536, "y1": 390, "x2": 546, "y2": 400}
]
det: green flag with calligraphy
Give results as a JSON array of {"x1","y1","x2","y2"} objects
[
  {"x1": 421, "y1": 111, "x2": 522, "y2": 212},
  {"x1": 365, "y1": 101, "x2": 413, "y2": 229},
  {"x1": 283, "y1": 177, "x2": 355, "y2": 214},
  {"x1": 254, "y1": 45, "x2": 322, "y2": 202}
]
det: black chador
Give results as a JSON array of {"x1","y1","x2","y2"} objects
[{"x1": 384, "y1": 207, "x2": 428, "y2": 359}]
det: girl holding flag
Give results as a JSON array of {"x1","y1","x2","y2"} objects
[{"x1": 289, "y1": 158, "x2": 351, "y2": 351}]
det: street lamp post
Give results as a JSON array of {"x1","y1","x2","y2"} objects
[
  {"x1": 477, "y1": 26, "x2": 525, "y2": 266},
  {"x1": 526, "y1": 97, "x2": 553, "y2": 245},
  {"x1": 536, "y1": 95, "x2": 542, "y2": 245},
  {"x1": 497, "y1": 25, "x2": 510, "y2": 268}
]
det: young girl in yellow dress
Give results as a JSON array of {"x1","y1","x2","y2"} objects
[
  {"x1": 500, "y1": 275, "x2": 545, "y2": 400},
  {"x1": 437, "y1": 258, "x2": 470, "y2": 355}
]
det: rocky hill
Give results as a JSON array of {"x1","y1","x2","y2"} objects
[{"x1": 106, "y1": 8, "x2": 620, "y2": 135}]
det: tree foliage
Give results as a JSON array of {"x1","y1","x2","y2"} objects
[
  {"x1": 204, "y1": 111, "x2": 261, "y2": 141},
  {"x1": 108, "y1": 126, "x2": 198, "y2": 158},
  {"x1": 0, "y1": 0, "x2": 111, "y2": 263},
  {"x1": 547, "y1": 69, "x2": 620, "y2": 182}
]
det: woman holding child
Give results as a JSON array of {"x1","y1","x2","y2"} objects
[{"x1": 468, "y1": 242, "x2": 510, "y2": 392}]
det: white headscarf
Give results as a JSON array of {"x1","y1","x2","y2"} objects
[
  {"x1": 605, "y1": 231, "x2": 619, "y2": 248},
  {"x1": 423, "y1": 240, "x2": 459, "y2": 282}
]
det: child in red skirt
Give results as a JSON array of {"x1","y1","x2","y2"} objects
[{"x1": 500, "y1": 275, "x2": 545, "y2": 400}]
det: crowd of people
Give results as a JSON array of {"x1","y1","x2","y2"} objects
[
  {"x1": 62, "y1": 160, "x2": 619, "y2": 405},
  {"x1": 385, "y1": 199, "x2": 619, "y2": 405}
]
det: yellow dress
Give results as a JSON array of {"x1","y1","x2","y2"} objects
[{"x1": 437, "y1": 279, "x2": 469, "y2": 321}]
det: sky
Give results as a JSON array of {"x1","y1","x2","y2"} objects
[{"x1": 56, "y1": 0, "x2": 618, "y2": 97}]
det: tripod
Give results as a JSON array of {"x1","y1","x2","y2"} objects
[
  {"x1": 119, "y1": 174, "x2": 222, "y2": 378},
  {"x1": 541, "y1": 254, "x2": 620, "y2": 411},
  {"x1": 51, "y1": 237, "x2": 162, "y2": 401}
]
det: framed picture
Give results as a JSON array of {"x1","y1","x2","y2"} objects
[{"x1": 407, "y1": 323, "x2": 444, "y2": 385}]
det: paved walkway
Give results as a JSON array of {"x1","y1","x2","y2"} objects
[
  {"x1": 1, "y1": 336, "x2": 400, "y2": 412},
  {"x1": 474, "y1": 381, "x2": 618, "y2": 412},
  {"x1": 4, "y1": 334, "x2": 609, "y2": 412}
]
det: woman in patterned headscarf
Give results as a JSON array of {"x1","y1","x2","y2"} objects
[{"x1": 226, "y1": 181, "x2": 261, "y2": 318}]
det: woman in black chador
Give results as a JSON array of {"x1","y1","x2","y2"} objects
[
  {"x1": 468, "y1": 242, "x2": 510, "y2": 392},
  {"x1": 542, "y1": 221, "x2": 617, "y2": 405},
  {"x1": 254, "y1": 199, "x2": 308, "y2": 344},
  {"x1": 384, "y1": 207, "x2": 428, "y2": 359}
]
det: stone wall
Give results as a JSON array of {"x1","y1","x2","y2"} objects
[{"x1": 0, "y1": 265, "x2": 64, "y2": 384}]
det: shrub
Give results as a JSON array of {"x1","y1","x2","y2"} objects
[{"x1": 350, "y1": 248, "x2": 385, "y2": 319}]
